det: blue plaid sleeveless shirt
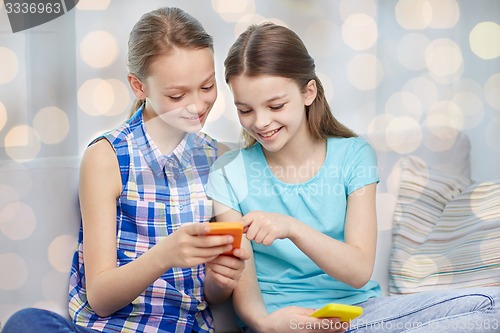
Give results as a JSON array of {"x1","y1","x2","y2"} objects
[{"x1": 69, "y1": 107, "x2": 218, "y2": 332}]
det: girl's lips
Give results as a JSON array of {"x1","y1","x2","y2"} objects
[
  {"x1": 184, "y1": 111, "x2": 207, "y2": 122},
  {"x1": 257, "y1": 127, "x2": 282, "y2": 140}
]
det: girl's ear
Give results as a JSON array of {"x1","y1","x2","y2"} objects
[
  {"x1": 303, "y1": 79, "x2": 317, "y2": 107},
  {"x1": 128, "y1": 74, "x2": 147, "y2": 100}
]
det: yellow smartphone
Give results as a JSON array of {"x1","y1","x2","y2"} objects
[
  {"x1": 206, "y1": 222, "x2": 243, "y2": 255},
  {"x1": 310, "y1": 303, "x2": 363, "y2": 322}
]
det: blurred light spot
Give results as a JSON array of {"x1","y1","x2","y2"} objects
[
  {"x1": 395, "y1": 0, "x2": 432, "y2": 30},
  {"x1": 4, "y1": 125, "x2": 41, "y2": 162},
  {"x1": 426, "y1": 39, "x2": 463, "y2": 79},
  {"x1": 469, "y1": 22, "x2": 500, "y2": 60},
  {"x1": 212, "y1": 0, "x2": 255, "y2": 23},
  {"x1": 426, "y1": 100, "x2": 463, "y2": 129},
  {"x1": 48, "y1": 235, "x2": 77, "y2": 273},
  {"x1": 80, "y1": 31, "x2": 118, "y2": 68},
  {"x1": 305, "y1": 20, "x2": 341, "y2": 58},
  {"x1": 102, "y1": 79, "x2": 130, "y2": 116},
  {"x1": 42, "y1": 270, "x2": 68, "y2": 303},
  {"x1": 397, "y1": 33, "x2": 430, "y2": 71},
  {"x1": 485, "y1": 116, "x2": 500, "y2": 153},
  {"x1": 342, "y1": 14, "x2": 378, "y2": 51},
  {"x1": 401, "y1": 255, "x2": 437, "y2": 283},
  {"x1": 347, "y1": 54, "x2": 384, "y2": 91},
  {"x1": 0, "y1": 47, "x2": 19, "y2": 84},
  {"x1": 234, "y1": 13, "x2": 267, "y2": 38},
  {"x1": 262, "y1": 17, "x2": 288, "y2": 28},
  {"x1": 403, "y1": 255, "x2": 453, "y2": 288},
  {"x1": 0, "y1": 185, "x2": 19, "y2": 210},
  {"x1": 78, "y1": 79, "x2": 130, "y2": 116},
  {"x1": 385, "y1": 92, "x2": 422, "y2": 121},
  {"x1": 451, "y1": 92, "x2": 484, "y2": 129},
  {"x1": 0, "y1": 253, "x2": 27, "y2": 290},
  {"x1": 376, "y1": 193, "x2": 397, "y2": 231},
  {"x1": 33, "y1": 107, "x2": 69, "y2": 144},
  {"x1": 339, "y1": 0, "x2": 376, "y2": 20},
  {"x1": 206, "y1": 90, "x2": 225, "y2": 123},
  {"x1": 484, "y1": 73, "x2": 500, "y2": 110},
  {"x1": 0, "y1": 202, "x2": 36, "y2": 240},
  {"x1": 424, "y1": 123, "x2": 459, "y2": 152},
  {"x1": 76, "y1": 0, "x2": 110, "y2": 10},
  {"x1": 403, "y1": 77, "x2": 439, "y2": 109},
  {"x1": 386, "y1": 117, "x2": 422, "y2": 154},
  {"x1": 429, "y1": 0, "x2": 459, "y2": 29},
  {"x1": 367, "y1": 114, "x2": 394, "y2": 152},
  {"x1": 0, "y1": 102, "x2": 7, "y2": 131},
  {"x1": 454, "y1": 78, "x2": 484, "y2": 95}
]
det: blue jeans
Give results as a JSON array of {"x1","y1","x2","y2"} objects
[
  {"x1": 346, "y1": 287, "x2": 500, "y2": 332},
  {"x1": 241, "y1": 287, "x2": 499, "y2": 332},
  {"x1": 2, "y1": 308, "x2": 98, "y2": 333}
]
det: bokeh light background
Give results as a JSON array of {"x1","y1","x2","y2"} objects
[{"x1": 0, "y1": 0, "x2": 499, "y2": 324}]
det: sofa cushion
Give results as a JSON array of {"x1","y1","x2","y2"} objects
[
  {"x1": 364, "y1": 126, "x2": 471, "y2": 295},
  {"x1": 389, "y1": 156, "x2": 500, "y2": 294}
]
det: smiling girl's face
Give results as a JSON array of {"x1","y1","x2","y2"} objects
[
  {"x1": 228, "y1": 74, "x2": 316, "y2": 153},
  {"x1": 140, "y1": 47, "x2": 217, "y2": 133}
]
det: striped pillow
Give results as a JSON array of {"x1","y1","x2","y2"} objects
[{"x1": 389, "y1": 156, "x2": 500, "y2": 294}]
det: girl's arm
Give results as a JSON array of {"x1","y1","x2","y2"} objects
[
  {"x1": 203, "y1": 141, "x2": 250, "y2": 304},
  {"x1": 212, "y1": 202, "x2": 337, "y2": 333},
  {"x1": 211, "y1": 202, "x2": 269, "y2": 328},
  {"x1": 244, "y1": 183, "x2": 377, "y2": 289},
  {"x1": 291, "y1": 183, "x2": 377, "y2": 288},
  {"x1": 80, "y1": 140, "x2": 232, "y2": 317}
]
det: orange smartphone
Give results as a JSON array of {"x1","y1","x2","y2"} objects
[
  {"x1": 206, "y1": 222, "x2": 244, "y2": 255},
  {"x1": 310, "y1": 303, "x2": 363, "y2": 322}
]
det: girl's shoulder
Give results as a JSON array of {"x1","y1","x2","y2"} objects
[
  {"x1": 327, "y1": 135, "x2": 369, "y2": 145},
  {"x1": 88, "y1": 120, "x2": 132, "y2": 149},
  {"x1": 327, "y1": 136, "x2": 374, "y2": 152}
]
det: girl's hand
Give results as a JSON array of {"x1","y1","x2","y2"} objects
[
  {"x1": 258, "y1": 306, "x2": 346, "y2": 333},
  {"x1": 242, "y1": 211, "x2": 297, "y2": 245},
  {"x1": 205, "y1": 247, "x2": 250, "y2": 290},
  {"x1": 162, "y1": 223, "x2": 234, "y2": 268}
]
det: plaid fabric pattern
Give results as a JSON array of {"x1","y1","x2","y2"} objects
[{"x1": 69, "y1": 106, "x2": 218, "y2": 332}]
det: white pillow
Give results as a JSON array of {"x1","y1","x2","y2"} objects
[{"x1": 389, "y1": 156, "x2": 500, "y2": 294}]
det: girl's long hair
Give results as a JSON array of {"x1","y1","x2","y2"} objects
[{"x1": 224, "y1": 22, "x2": 356, "y2": 147}]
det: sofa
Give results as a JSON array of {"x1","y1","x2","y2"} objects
[{"x1": 1, "y1": 126, "x2": 499, "y2": 332}]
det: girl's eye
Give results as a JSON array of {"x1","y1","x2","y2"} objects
[
  {"x1": 202, "y1": 84, "x2": 215, "y2": 91},
  {"x1": 237, "y1": 108, "x2": 252, "y2": 114},
  {"x1": 169, "y1": 95, "x2": 184, "y2": 101},
  {"x1": 270, "y1": 104, "x2": 285, "y2": 111}
]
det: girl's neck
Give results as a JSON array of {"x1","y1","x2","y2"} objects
[
  {"x1": 143, "y1": 108, "x2": 186, "y2": 156},
  {"x1": 264, "y1": 134, "x2": 327, "y2": 184}
]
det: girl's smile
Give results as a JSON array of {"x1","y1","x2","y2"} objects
[{"x1": 257, "y1": 126, "x2": 283, "y2": 140}]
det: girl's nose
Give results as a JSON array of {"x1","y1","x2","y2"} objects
[{"x1": 253, "y1": 111, "x2": 271, "y2": 130}]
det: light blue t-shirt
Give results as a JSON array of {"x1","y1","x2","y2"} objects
[{"x1": 206, "y1": 137, "x2": 381, "y2": 314}]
